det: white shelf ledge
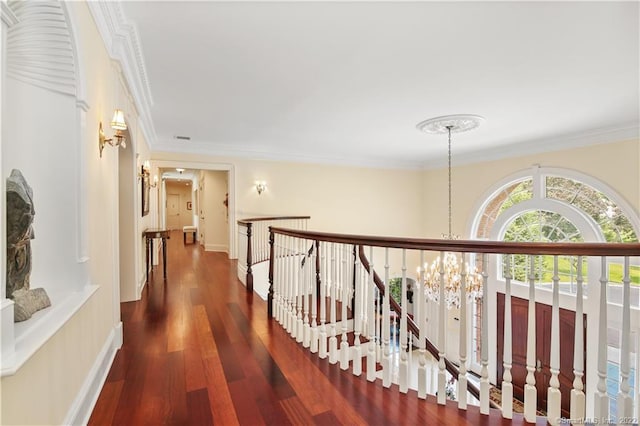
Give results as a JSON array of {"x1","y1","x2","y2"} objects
[{"x1": 1, "y1": 285, "x2": 99, "y2": 377}]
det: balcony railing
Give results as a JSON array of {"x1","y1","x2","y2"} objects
[
  {"x1": 236, "y1": 216, "x2": 310, "y2": 292},
  {"x1": 267, "y1": 226, "x2": 640, "y2": 424}
]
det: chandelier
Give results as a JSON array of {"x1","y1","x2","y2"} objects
[{"x1": 416, "y1": 115, "x2": 484, "y2": 309}]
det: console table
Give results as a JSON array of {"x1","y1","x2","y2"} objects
[{"x1": 144, "y1": 228, "x2": 169, "y2": 283}]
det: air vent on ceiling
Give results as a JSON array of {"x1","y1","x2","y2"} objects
[{"x1": 174, "y1": 135, "x2": 191, "y2": 141}]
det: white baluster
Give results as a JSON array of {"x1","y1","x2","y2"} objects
[
  {"x1": 289, "y1": 235, "x2": 296, "y2": 335},
  {"x1": 367, "y1": 247, "x2": 376, "y2": 382},
  {"x1": 310, "y1": 243, "x2": 318, "y2": 353},
  {"x1": 318, "y1": 242, "x2": 327, "y2": 358},
  {"x1": 297, "y1": 239, "x2": 304, "y2": 343},
  {"x1": 594, "y1": 257, "x2": 609, "y2": 420},
  {"x1": 524, "y1": 255, "x2": 537, "y2": 423},
  {"x1": 399, "y1": 249, "x2": 409, "y2": 393},
  {"x1": 329, "y1": 243, "x2": 338, "y2": 364},
  {"x1": 502, "y1": 255, "x2": 513, "y2": 419},
  {"x1": 437, "y1": 251, "x2": 446, "y2": 405},
  {"x1": 480, "y1": 253, "x2": 490, "y2": 415},
  {"x1": 353, "y1": 251, "x2": 362, "y2": 376},
  {"x1": 303, "y1": 240, "x2": 311, "y2": 348},
  {"x1": 340, "y1": 246, "x2": 350, "y2": 370},
  {"x1": 458, "y1": 253, "x2": 468, "y2": 410},
  {"x1": 571, "y1": 256, "x2": 586, "y2": 422},
  {"x1": 618, "y1": 256, "x2": 633, "y2": 419},
  {"x1": 284, "y1": 235, "x2": 291, "y2": 332},
  {"x1": 382, "y1": 248, "x2": 391, "y2": 387},
  {"x1": 548, "y1": 256, "x2": 561, "y2": 425},
  {"x1": 418, "y1": 250, "x2": 427, "y2": 399}
]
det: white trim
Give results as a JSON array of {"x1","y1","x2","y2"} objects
[
  {"x1": 0, "y1": 285, "x2": 100, "y2": 377},
  {"x1": 153, "y1": 160, "x2": 237, "y2": 259},
  {"x1": 152, "y1": 140, "x2": 424, "y2": 170},
  {"x1": 87, "y1": 1, "x2": 157, "y2": 148},
  {"x1": 63, "y1": 323, "x2": 123, "y2": 426},
  {"x1": 205, "y1": 244, "x2": 229, "y2": 253},
  {"x1": 422, "y1": 124, "x2": 639, "y2": 169},
  {"x1": 1, "y1": 1, "x2": 18, "y2": 26}
]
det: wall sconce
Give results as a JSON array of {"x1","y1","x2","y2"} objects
[
  {"x1": 138, "y1": 161, "x2": 150, "y2": 181},
  {"x1": 255, "y1": 181, "x2": 267, "y2": 195},
  {"x1": 98, "y1": 109, "x2": 127, "y2": 157},
  {"x1": 150, "y1": 175, "x2": 158, "y2": 188}
]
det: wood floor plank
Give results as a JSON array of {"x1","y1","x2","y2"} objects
[
  {"x1": 89, "y1": 231, "x2": 546, "y2": 426},
  {"x1": 87, "y1": 380, "x2": 123, "y2": 425}
]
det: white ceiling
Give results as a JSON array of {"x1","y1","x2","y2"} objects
[{"x1": 119, "y1": 1, "x2": 639, "y2": 169}]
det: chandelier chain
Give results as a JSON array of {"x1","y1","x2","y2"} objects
[{"x1": 447, "y1": 125, "x2": 453, "y2": 239}]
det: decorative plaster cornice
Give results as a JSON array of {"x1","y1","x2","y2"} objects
[
  {"x1": 6, "y1": 1, "x2": 76, "y2": 97},
  {"x1": 152, "y1": 139, "x2": 425, "y2": 170},
  {"x1": 420, "y1": 123, "x2": 640, "y2": 170},
  {"x1": 1, "y1": 1, "x2": 18, "y2": 26},
  {"x1": 87, "y1": 1, "x2": 157, "y2": 147}
]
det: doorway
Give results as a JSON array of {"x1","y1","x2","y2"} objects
[{"x1": 166, "y1": 193, "x2": 181, "y2": 230}]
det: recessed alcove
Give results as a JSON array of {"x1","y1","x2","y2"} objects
[{"x1": 1, "y1": 0, "x2": 93, "y2": 376}]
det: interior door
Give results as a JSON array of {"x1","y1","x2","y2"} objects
[
  {"x1": 496, "y1": 293, "x2": 586, "y2": 418},
  {"x1": 166, "y1": 193, "x2": 180, "y2": 230}
]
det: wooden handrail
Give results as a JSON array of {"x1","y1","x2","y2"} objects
[
  {"x1": 237, "y1": 215, "x2": 311, "y2": 226},
  {"x1": 271, "y1": 227, "x2": 640, "y2": 256},
  {"x1": 357, "y1": 245, "x2": 491, "y2": 407}
]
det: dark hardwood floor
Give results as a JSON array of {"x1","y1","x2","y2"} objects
[{"x1": 89, "y1": 231, "x2": 545, "y2": 425}]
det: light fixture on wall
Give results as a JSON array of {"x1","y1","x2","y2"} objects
[
  {"x1": 98, "y1": 109, "x2": 127, "y2": 157},
  {"x1": 416, "y1": 114, "x2": 484, "y2": 309},
  {"x1": 150, "y1": 175, "x2": 158, "y2": 188},
  {"x1": 255, "y1": 181, "x2": 267, "y2": 195}
]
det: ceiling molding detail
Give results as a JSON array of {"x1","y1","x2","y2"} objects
[
  {"x1": 152, "y1": 139, "x2": 424, "y2": 170},
  {"x1": 6, "y1": 1, "x2": 76, "y2": 97},
  {"x1": 87, "y1": 1, "x2": 157, "y2": 147},
  {"x1": 1, "y1": 1, "x2": 18, "y2": 26},
  {"x1": 421, "y1": 123, "x2": 640, "y2": 170}
]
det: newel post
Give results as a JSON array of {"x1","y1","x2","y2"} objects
[
  {"x1": 246, "y1": 222, "x2": 253, "y2": 292},
  {"x1": 267, "y1": 227, "x2": 275, "y2": 318}
]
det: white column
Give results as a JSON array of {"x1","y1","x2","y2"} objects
[
  {"x1": 617, "y1": 256, "x2": 633, "y2": 419},
  {"x1": 399, "y1": 249, "x2": 409, "y2": 393},
  {"x1": 594, "y1": 257, "x2": 609, "y2": 420},
  {"x1": 548, "y1": 256, "x2": 561, "y2": 425},
  {"x1": 480, "y1": 253, "x2": 490, "y2": 415},
  {"x1": 524, "y1": 255, "x2": 538, "y2": 423},
  {"x1": 437, "y1": 251, "x2": 447, "y2": 405},
  {"x1": 458, "y1": 252, "x2": 468, "y2": 410},
  {"x1": 502, "y1": 255, "x2": 513, "y2": 419},
  {"x1": 571, "y1": 256, "x2": 586, "y2": 423}
]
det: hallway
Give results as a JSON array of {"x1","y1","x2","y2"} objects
[{"x1": 88, "y1": 231, "x2": 542, "y2": 425}]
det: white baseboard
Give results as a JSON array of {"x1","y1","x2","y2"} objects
[
  {"x1": 64, "y1": 322, "x2": 123, "y2": 426},
  {"x1": 137, "y1": 273, "x2": 147, "y2": 300},
  {"x1": 205, "y1": 244, "x2": 228, "y2": 253}
]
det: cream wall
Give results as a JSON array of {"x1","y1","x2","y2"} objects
[
  {"x1": 422, "y1": 139, "x2": 640, "y2": 239},
  {"x1": 165, "y1": 180, "x2": 193, "y2": 229},
  {"x1": 1, "y1": 1, "x2": 145, "y2": 424},
  {"x1": 153, "y1": 152, "x2": 426, "y2": 239}
]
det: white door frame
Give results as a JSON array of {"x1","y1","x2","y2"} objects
[{"x1": 153, "y1": 160, "x2": 237, "y2": 259}]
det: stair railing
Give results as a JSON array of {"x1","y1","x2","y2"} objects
[
  {"x1": 268, "y1": 226, "x2": 640, "y2": 424},
  {"x1": 236, "y1": 216, "x2": 310, "y2": 292}
]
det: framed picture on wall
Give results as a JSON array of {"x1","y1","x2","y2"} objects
[
  {"x1": 141, "y1": 167, "x2": 150, "y2": 217},
  {"x1": 187, "y1": 201, "x2": 192, "y2": 210}
]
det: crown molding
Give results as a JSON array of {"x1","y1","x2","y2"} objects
[
  {"x1": 1, "y1": 1, "x2": 18, "y2": 26},
  {"x1": 87, "y1": 1, "x2": 157, "y2": 146},
  {"x1": 420, "y1": 123, "x2": 640, "y2": 170},
  {"x1": 152, "y1": 139, "x2": 425, "y2": 170}
]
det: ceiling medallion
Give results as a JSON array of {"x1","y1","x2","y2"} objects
[{"x1": 416, "y1": 114, "x2": 485, "y2": 135}]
